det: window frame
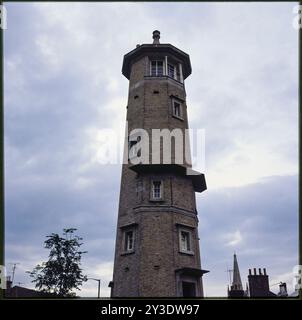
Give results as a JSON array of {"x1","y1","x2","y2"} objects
[
  {"x1": 148, "y1": 57, "x2": 184, "y2": 83},
  {"x1": 150, "y1": 179, "x2": 164, "y2": 201},
  {"x1": 178, "y1": 227, "x2": 194, "y2": 255},
  {"x1": 121, "y1": 226, "x2": 136, "y2": 254},
  {"x1": 150, "y1": 60, "x2": 164, "y2": 77},
  {"x1": 125, "y1": 230, "x2": 134, "y2": 252},
  {"x1": 171, "y1": 98, "x2": 184, "y2": 120},
  {"x1": 168, "y1": 63, "x2": 176, "y2": 79}
]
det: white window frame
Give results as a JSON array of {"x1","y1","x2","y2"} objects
[
  {"x1": 150, "y1": 60, "x2": 164, "y2": 77},
  {"x1": 178, "y1": 228, "x2": 194, "y2": 255},
  {"x1": 123, "y1": 228, "x2": 135, "y2": 253},
  {"x1": 168, "y1": 63, "x2": 176, "y2": 79},
  {"x1": 167, "y1": 62, "x2": 183, "y2": 82},
  {"x1": 150, "y1": 179, "x2": 163, "y2": 201},
  {"x1": 172, "y1": 98, "x2": 183, "y2": 120}
]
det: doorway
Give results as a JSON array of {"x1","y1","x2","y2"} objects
[{"x1": 182, "y1": 281, "x2": 196, "y2": 297}]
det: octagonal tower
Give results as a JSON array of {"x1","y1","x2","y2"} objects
[{"x1": 110, "y1": 31, "x2": 208, "y2": 297}]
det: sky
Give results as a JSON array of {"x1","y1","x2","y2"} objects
[{"x1": 4, "y1": 2, "x2": 299, "y2": 297}]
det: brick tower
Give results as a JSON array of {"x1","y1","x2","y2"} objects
[{"x1": 110, "y1": 31, "x2": 208, "y2": 297}]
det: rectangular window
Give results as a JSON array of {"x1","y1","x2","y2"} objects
[
  {"x1": 151, "y1": 60, "x2": 164, "y2": 76},
  {"x1": 174, "y1": 102, "x2": 181, "y2": 118},
  {"x1": 180, "y1": 231, "x2": 190, "y2": 252},
  {"x1": 125, "y1": 230, "x2": 134, "y2": 252},
  {"x1": 172, "y1": 99, "x2": 183, "y2": 119},
  {"x1": 178, "y1": 228, "x2": 194, "y2": 254},
  {"x1": 152, "y1": 180, "x2": 162, "y2": 199},
  {"x1": 168, "y1": 63, "x2": 175, "y2": 78}
]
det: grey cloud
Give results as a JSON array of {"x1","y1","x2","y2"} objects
[{"x1": 4, "y1": 3, "x2": 298, "y2": 297}]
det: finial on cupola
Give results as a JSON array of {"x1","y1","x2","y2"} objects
[{"x1": 152, "y1": 30, "x2": 160, "y2": 44}]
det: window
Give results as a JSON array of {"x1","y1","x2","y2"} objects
[
  {"x1": 168, "y1": 63, "x2": 175, "y2": 78},
  {"x1": 124, "y1": 230, "x2": 134, "y2": 252},
  {"x1": 180, "y1": 231, "x2": 190, "y2": 252},
  {"x1": 151, "y1": 60, "x2": 164, "y2": 76},
  {"x1": 174, "y1": 102, "x2": 181, "y2": 118},
  {"x1": 178, "y1": 228, "x2": 194, "y2": 254},
  {"x1": 152, "y1": 180, "x2": 162, "y2": 199},
  {"x1": 120, "y1": 224, "x2": 137, "y2": 255},
  {"x1": 172, "y1": 99, "x2": 183, "y2": 119},
  {"x1": 168, "y1": 62, "x2": 182, "y2": 81}
]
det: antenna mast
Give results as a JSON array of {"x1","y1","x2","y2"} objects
[{"x1": 9, "y1": 262, "x2": 20, "y2": 285}]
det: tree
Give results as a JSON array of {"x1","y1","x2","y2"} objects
[{"x1": 28, "y1": 228, "x2": 87, "y2": 297}]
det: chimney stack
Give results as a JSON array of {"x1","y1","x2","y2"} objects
[{"x1": 6, "y1": 276, "x2": 12, "y2": 290}]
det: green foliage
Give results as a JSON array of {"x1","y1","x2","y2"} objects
[{"x1": 27, "y1": 228, "x2": 87, "y2": 297}]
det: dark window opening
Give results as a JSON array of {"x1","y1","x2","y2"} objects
[
  {"x1": 182, "y1": 282, "x2": 196, "y2": 297},
  {"x1": 153, "y1": 90, "x2": 159, "y2": 94},
  {"x1": 134, "y1": 95, "x2": 139, "y2": 99}
]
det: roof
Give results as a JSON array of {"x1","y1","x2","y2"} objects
[
  {"x1": 175, "y1": 267, "x2": 209, "y2": 278},
  {"x1": 129, "y1": 164, "x2": 207, "y2": 193},
  {"x1": 5, "y1": 285, "x2": 57, "y2": 298},
  {"x1": 122, "y1": 44, "x2": 192, "y2": 80}
]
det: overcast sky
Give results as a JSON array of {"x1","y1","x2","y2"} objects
[{"x1": 4, "y1": 2, "x2": 299, "y2": 297}]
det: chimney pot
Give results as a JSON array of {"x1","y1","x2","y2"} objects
[
  {"x1": 259, "y1": 268, "x2": 262, "y2": 275},
  {"x1": 152, "y1": 30, "x2": 160, "y2": 44},
  {"x1": 254, "y1": 268, "x2": 257, "y2": 275},
  {"x1": 249, "y1": 269, "x2": 251, "y2": 275}
]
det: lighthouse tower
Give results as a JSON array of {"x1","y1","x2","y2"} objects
[{"x1": 110, "y1": 31, "x2": 208, "y2": 297}]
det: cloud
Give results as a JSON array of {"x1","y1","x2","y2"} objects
[
  {"x1": 223, "y1": 230, "x2": 243, "y2": 247},
  {"x1": 199, "y1": 174, "x2": 298, "y2": 296},
  {"x1": 4, "y1": 2, "x2": 298, "y2": 297}
]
